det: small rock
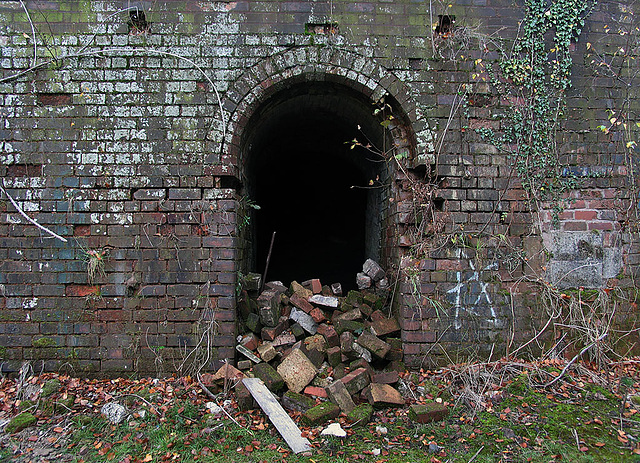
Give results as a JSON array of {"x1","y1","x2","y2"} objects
[
  {"x1": 375, "y1": 425, "x2": 388, "y2": 435},
  {"x1": 205, "y1": 402, "x2": 223, "y2": 414},
  {"x1": 321, "y1": 422, "x2": 347, "y2": 438},
  {"x1": 356, "y1": 272, "x2": 372, "y2": 289},
  {"x1": 372, "y1": 448, "x2": 381, "y2": 456},
  {"x1": 101, "y1": 402, "x2": 129, "y2": 424},
  {"x1": 429, "y1": 442, "x2": 440, "y2": 454}
]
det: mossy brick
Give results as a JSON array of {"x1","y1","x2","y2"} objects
[
  {"x1": 252, "y1": 362, "x2": 284, "y2": 392},
  {"x1": 41, "y1": 378, "x2": 62, "y2": 397},
  {"x1": 302, "y1": 402, "x2": 340, "y2": 426},
  {"x1": 5, "y1": 412, "x2": 36, "y2": 433},
  {"x1": 408, "y1": 403, "x2": 449, "y2": 423},
  {"x1": 346, "y1": 403, "x2": 374, "y2": 427},
  {"x1": 326, "y1": 346, "x2": 342, "y2": 367},
  {"x1": 340, "y1": 367, "x2": 370, "y2": 395},
  {"x1": 356, "y1": 332, "x2": 390, "y2": 359},
  {"x1": 334, "y1": 319, "x2": 365, "y2": 335},
  {"x1": 345, "y1": 290, "x2": 364, "y2": 306},
  {"x1": 281, "y1": 390, "x2": 316, "y2": 413}
]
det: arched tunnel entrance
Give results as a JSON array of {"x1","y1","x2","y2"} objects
[{"x1": 242, "y1": 80, "x2": 400, "y2": 291}]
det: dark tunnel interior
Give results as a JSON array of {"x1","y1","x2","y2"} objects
[{"x1": 244, "y1": 82, "x2": 391, "y2": 290}]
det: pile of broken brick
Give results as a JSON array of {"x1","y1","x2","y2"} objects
[{"x1": 203, "y1": 259, "x2": 448, "y2": 429}]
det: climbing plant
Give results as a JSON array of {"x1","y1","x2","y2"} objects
[{"x1": 475, "y1": 0, "x2": 594, "y2": 215}]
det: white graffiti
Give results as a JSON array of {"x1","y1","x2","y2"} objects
[{"x1": 446, "y1": 249, "x2": 499, "y2": 330}]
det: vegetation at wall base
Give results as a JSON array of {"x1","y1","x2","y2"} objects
[{"x1": 1, "y1": 357, "x2": 639, "y2": 463}]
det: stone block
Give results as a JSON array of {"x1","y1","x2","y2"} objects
[
  {"x1": 363, "y1": 383, "x2": 404, "y2": 408},
  {"x1": 243, "y1": 273, "x2": 262, "y2": 292},
  {"x1": 331, "y1": 283, "x2": 343, "y2": 296},
  {"x1": 309, "y1": 294, "x2": 339, "y2": 309},
  {"x1": 276, "y1": 348, "x2": 318, "y2": 393},
  {"x1": 356, "y1": 273, "x2": 372, "y2": 289},
  {"x1": 363, "y1": 259, "x2": 386, "y2": 281},
  {"x1": 257, "y1": 342, "x2": 277, "y2": 362},
  {"x1": 252, "y1": 362, "x2": 284, "y2": 392},
  {"x1": 356, "y1": 332, "x2": 391, "y2": 359},
  {"x1": 281, "y1": 390, "x2": 316, "y2": 413},
  {"x1": 408, "y1": 403, "x2": 449, "y2": 423},
  {"x1": 340, "y1": 367, "x2": 370, "y2": 395},
  {"x1": 259, "y1": 303, "x2": 279, "y2": 328},
  {"x1": 326, "y1": 379, "x2": 356, "y2": 414},
  {"x1": 317, "y1": 324, "x2": 339, "y2": 347},
  {"x1": 289, "y1": 307, "x2": 318, "y2": 334},
  {"x1": 363, "y1": 292, "x2": 383, "y2": 311},
  {"x1": 303, "y1": 402, "x2": 340, "y2": 426}
]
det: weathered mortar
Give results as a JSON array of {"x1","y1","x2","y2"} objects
[{"x1": 0, "y1": 0, "x2": 638, "y2": 374}]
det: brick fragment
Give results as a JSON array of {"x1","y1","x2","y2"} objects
[
  {"x1": 289, "y1": 307, "x2": 318, "y2": 334},
  {"x1": 356, "y1": 331, "x2": 391, "y2": 359},
  {"x1": 363, "y1": 383, "x2": 404, "y2": 408},
  {"x1": 309, "y1": 307, "x2": 327, "y2": 323},
  {"x1": 309, "y1": 294, "x2": 339, "y2": 309},
  {"x1": 290, "y1": 293, "x2": 314, "y2": 313},
  {"x1": 303, "y1": 386, "x2": 327, "y2": 398},
  {"x1": 316, "y1": 323, "x2": 339, "y2": 347},
  {"x1": 326, "y1": 379, "x2": 356, "y2": 413},
  {"x1": 276, "y1": 349, "x2": 317, "y2": 393},
  {"x1": 408, "y1": 403, "x2": 449, "y2": 423},
  {"x1": 302, "y1": 402, "x2": 340, "y2": 425},
  {"x1": 363, "y1": 259, "x2": 386, "y2": 281},
  {"x1": 372, "y1": 371, "x2": 399, "y2": 384},
  {"x1": 326, "y1": 346, "x2": 342, "y2": 366},
  {"x1": 257, "y1": 342, "x2": 277, "y2": 362},
  {"x1": 281, "y1": 390, "x2": 316, "y2": 413},
  {"x1": 252, "y1": 362, "x2": 284, "y2": 392},
  {"x1": 340, "y1": 367, "x2": 370, "y2": 395}
]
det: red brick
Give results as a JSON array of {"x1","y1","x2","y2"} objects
[
  {"x1": 65, "y1": 285, "x2": 100, "y2": 297},
  {"x1": 303, "y1": 385, "x2": 327, "y2": 398},
  {"x1": 309, "y1": 307, "x2": 327, "y2": 323},
  {"x1": 290, "y1": 293, "x2": 314, "y2": 313}
]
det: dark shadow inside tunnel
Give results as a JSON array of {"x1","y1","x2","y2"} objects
[{"x1": 243, "y1": 81, "x2": 392, "y2": 291}]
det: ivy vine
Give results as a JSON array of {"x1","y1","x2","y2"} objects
[{"x1": 476, "y1": 0, "x2": 594, "y2": 213}]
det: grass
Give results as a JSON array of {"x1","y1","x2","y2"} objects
[{"x1": 2, "y1": 362, "x2": 639, "y2": 463}]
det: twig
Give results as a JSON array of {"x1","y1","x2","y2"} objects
[
  {"x1": 19, "y1": 0, "x2": 37, "y2": 69},
  {"x1": 0, "y1": 182, "x2": 68, "y2": 242},
  {"x1": 197, "y1": 374, "x2": 253, "y2": 436},
  {"x1": 467, "y1": 445, "x2": 484, "y2": 463},
  {"x1": 542, "y1": 333, "x2": 608, "y2": 388},
  {"x1": 260, "y1": 231, "x2": 276, "y2": 293}
]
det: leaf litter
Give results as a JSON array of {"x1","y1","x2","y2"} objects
[{"x1": 0, "y1": 357, "x2": 638, "y2": 462}]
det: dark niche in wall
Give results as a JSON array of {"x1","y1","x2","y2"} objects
[{"x1": 244, "y1": 82, "x2": 391, "y2": 290}]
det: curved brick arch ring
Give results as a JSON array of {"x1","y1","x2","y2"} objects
[{"x1": 220, "y1": 46, "x2": 424, "y2": 169}]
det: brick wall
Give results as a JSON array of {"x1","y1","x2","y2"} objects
[{"x1": 0, "y1": 0, "x2": 638, "y2": 375}]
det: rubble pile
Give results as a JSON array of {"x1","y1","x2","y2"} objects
[{"x1": 223, "y1": 259, "x2": 412, "y2": 425}]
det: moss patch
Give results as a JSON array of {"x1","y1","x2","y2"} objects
[{"x1": 5, "y1": 413, "x2": 36, "y2": 433}]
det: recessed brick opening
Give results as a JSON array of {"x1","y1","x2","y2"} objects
[{"x1": 243, "y1": 82, "x2": 395, "y2": 290}]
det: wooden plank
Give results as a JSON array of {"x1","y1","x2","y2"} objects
[{"x1": 242, "y1": 377, "x2": 312, "y2": 454}]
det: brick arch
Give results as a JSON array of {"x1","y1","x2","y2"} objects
[{"x1": 220, "y1": 47, "x2": 424, "y2": 172}]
